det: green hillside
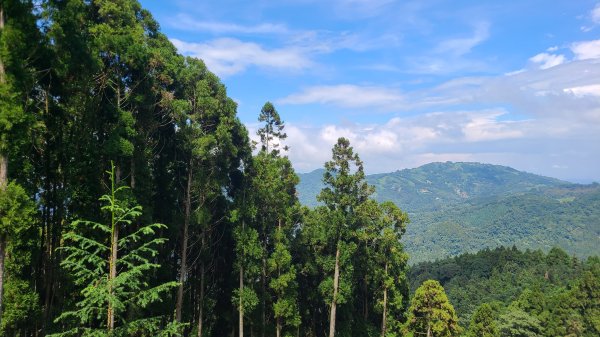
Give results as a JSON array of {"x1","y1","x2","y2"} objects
[
  {"x1": 298, "y1": 162, "x2": 568, "y2": 210},
  {"x1": 406, "y1": 184, "x2": 600, "y2": 263},
  {"x1": 297, "y1": 162, "x2": 600, "y2": 263},
  {"x1": 408, "y1": 246, "x2": 600, "y2": 333}
]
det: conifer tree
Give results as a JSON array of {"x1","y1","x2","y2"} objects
[
  {"x1": 51, "y1": 163, "x2": 179, "y2": 336},
  {"x1": 406, "y1": 280, "x2": 461, "y2": 337},
  {"x1": 316, "y1": 137, "x2": 374, "y2": 337},
  {"x1": 357, "y1": 200, "x2": 409, "y2": 336},
  {"x1": 465, "y1": 303, "x2": 499, "y2": 337}
]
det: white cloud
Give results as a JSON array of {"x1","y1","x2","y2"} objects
[
  {"x1": 571, "y1": 40, "x2": 600, "y2": 60},
  {"x1": 170, "y1": 38, "x2": 313, "y2": 77},
  {"x1": 166, "y1": 14, "x2": 289, "y2": 34},
  {"x1": 278, "y1": 84, "x2": 405, "y2": 110},
  {"x1": 563, "y1": 84, "x2": 600, "y2": 97},
  {"x1": 529, "y1": 53, "x2": 566, "y2": 69},
  {"x1": 592, "y1": 3, "x2": 600, "y2": 24},
  {"x1": 463, "y1": 112, "x2": 524, "y2": 141},
  {"x1": 436, "y1": 22, "x2": 490, "y2": 56}
]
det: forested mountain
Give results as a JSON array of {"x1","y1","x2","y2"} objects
[
  {"x1": 409, "y1": 246, "x2": 600, "y2": 336},
  {"x1": 297, "y1": 162, "x2": 570, "y2": 210},
  {"x1": 0, "y1": 1, "x2": 597, "y2": 336},
  {"x1": 298, "y1": 162, "x2": 600, "y2": 263}
]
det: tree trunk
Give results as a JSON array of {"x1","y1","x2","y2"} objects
[
  {"x1": 381, "y1": 262, "x2": 388, "y2": 337},
  {"x1": 108, "y1": 219, "x2": 118, "y2": 331},
  {"x1": 176, "y1": 167, "x2": 192, "y2": 322},
  {"x1": 329, "y1": 242, "x2": 341, "y2": 337},
  {"x1": 0, "y1": 236, "x2": 6, "y2": 325},
  {"x1": 261, "y1": 252, "x2": 266, "y2": 337},
  {"x1": 130, "y1": 157, "x2": 135, "y2": 189},
  {"x1": 427, "y1": 324, "x2": 432, "y2": 337},
  {"x1": 275, "y1": 219, "x2": 282, "y2": 337},
  {"x1": 197, "y1": 229, "x2": 206, "y2": 337},
  {"x1": 239, "y1": 264, "x2": 244, "y2": 337},
  {"x1": 0, "y1": 7, "x2": 7, "y2": 324}
]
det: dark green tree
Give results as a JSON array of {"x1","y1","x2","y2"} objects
[
  {"x1": 465, "y1": 303, "x2": 499, "y2": 337},
  {"x1": 497, "y1": 308, "x2": 543, "y2": 337}
]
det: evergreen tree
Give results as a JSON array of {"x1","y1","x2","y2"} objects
[
  {"x1": 316, "y1": 137, "x2": 374, "y2": 337},
  {"x1": 357, "y1": 200, "x2": 409, "y2": 337},
  {"x1": 0, "y1": 182, "x2": 37, "y2": 332},
  {"x1": 51, "y1": 163, "x2": 179, "y2": 336},
  {"x1": 406, "y1": 280, "x2": 461, "y2": 337},
  {"x1": 465, "y1": 303, "x2": 499, "y2": 337},
  {"x1": 497, "y1": 308, "x2": 543, "y2": 337}
]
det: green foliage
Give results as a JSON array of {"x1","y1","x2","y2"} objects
[
  {"x1": 497, "y1": 308, "x2": 543, "y2": 337},
  {"x1": 465, "y1": 303, "x2": 499, "y2": 337},
  {"x1": 51, "y1": 164, "x2": 179, "y2": 336},
  {"x1": 0, "y1": 181, "x2": 39, "y2": 334},
  {"x1": 298, "y1": 163, "x2": 600, "y2": 263},
  {"x1": 406, "y1": 280, "x2": 461, "y2": 337}
]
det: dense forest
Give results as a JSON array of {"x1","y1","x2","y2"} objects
[
  {"x1": 0, "y1": 1, "x2": 598, "y2": 337},
  {"x1": 298, "y1": 163, "x2": 600, "y2": 263},
  {"x1": 409, "y1": 246, "x2": 600, "y2": 337}
]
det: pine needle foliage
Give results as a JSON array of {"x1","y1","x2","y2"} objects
[{"x1": 50, "y1": 163, "x2": 180, "y2": 336}]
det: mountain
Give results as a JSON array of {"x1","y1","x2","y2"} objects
[
  {"x1": 297, "y1": 162, "x2": 568, "y2": 210},
  {"x1": 297, "y1": 162, "x2": 600, "y2": 263}
]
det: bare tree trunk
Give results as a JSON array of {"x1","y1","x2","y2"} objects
[
  {"x1": 176, "y1": 167, "x2": 192, "y2": 322},
  {"x1": 261, "y1": 252, "x2": 266, "y2": 337},
  {"x1": 328, "y1": 242, "x2": 341, "y2": 337},
  {"x1": 130, "y1": 157, "x2": 135, "y2": 189},
  {"x1": 381, "y1": 262, "x2": 388, "y2": 337},
  {"x1": 275, "y1": 219, "x2": 282, "y2": 337},
  {"x1": 426, "y1": 324, "x2": 432, "y2": 337},
  {"x1": 239, "y1": 264, "x2": 244, "y2": 337},
  {"x1": 197, "y1": 229, "x2": 206, "y2": 337},
  {"x1": 108, "y1": 220, "x2": 118, "y2": 330},
  {"x1": 0, "y1": 236, "x2": 6, "y2": 325}
]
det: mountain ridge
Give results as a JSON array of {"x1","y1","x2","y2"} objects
[{"x1": 296, "y1": 161, "x2": 600, "y2": 263}]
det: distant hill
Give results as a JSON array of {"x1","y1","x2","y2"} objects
[
  {"x1": 297, "y1": 162, "x2": 568, "y2": 210},
  {"x1": 297, "y1": 162, "x2": 600, "y2": 263}
]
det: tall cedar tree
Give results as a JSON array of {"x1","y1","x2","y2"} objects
[
  {"x1": 317, "y1": 137, "x2": 374, "y2": 337},
  {"x1": 356, "y1": 200, "x2": 409, "y2": 336},
  {"x1": 253, "y1": 102, "x2": 300, "y2": 337}
]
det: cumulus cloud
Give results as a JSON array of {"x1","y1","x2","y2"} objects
[
  {"x1": 563, "y1": 84, "x2": 600, "y2": 97},
  {"x1": 529, "y1": 53, "x2": 566, "y2": 69},
  {"x1": 571, "y1": 40, "x2": 600, "y2": 60},
  {"x1": 171, "y1": 38, "x2": 313, "y2": 77}
]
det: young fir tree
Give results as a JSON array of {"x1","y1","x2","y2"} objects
[
  {"x1": 406, "y1": 280, "x2": 461, "y2": 337},
  {"x1": 316, "y1": 137, "x2": 374, "y2": 337},
  {"x1": 51, "y1": 163, "x2": 179, "y2": 336}
]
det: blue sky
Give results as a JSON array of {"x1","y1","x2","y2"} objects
[{"x1": 139, "y1": 0, "x2": 600, "y2": 182}]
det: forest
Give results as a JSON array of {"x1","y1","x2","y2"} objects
[{"x1": 0, "y1": 1, "x2": 598, "y2": 336}]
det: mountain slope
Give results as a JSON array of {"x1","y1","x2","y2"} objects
[
  {"x1": 298, "y1": 162, "x2": 568, "y2": 211},
  {"x1": 297, "y1": 162, "x2": 600, "y2": 263}
]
